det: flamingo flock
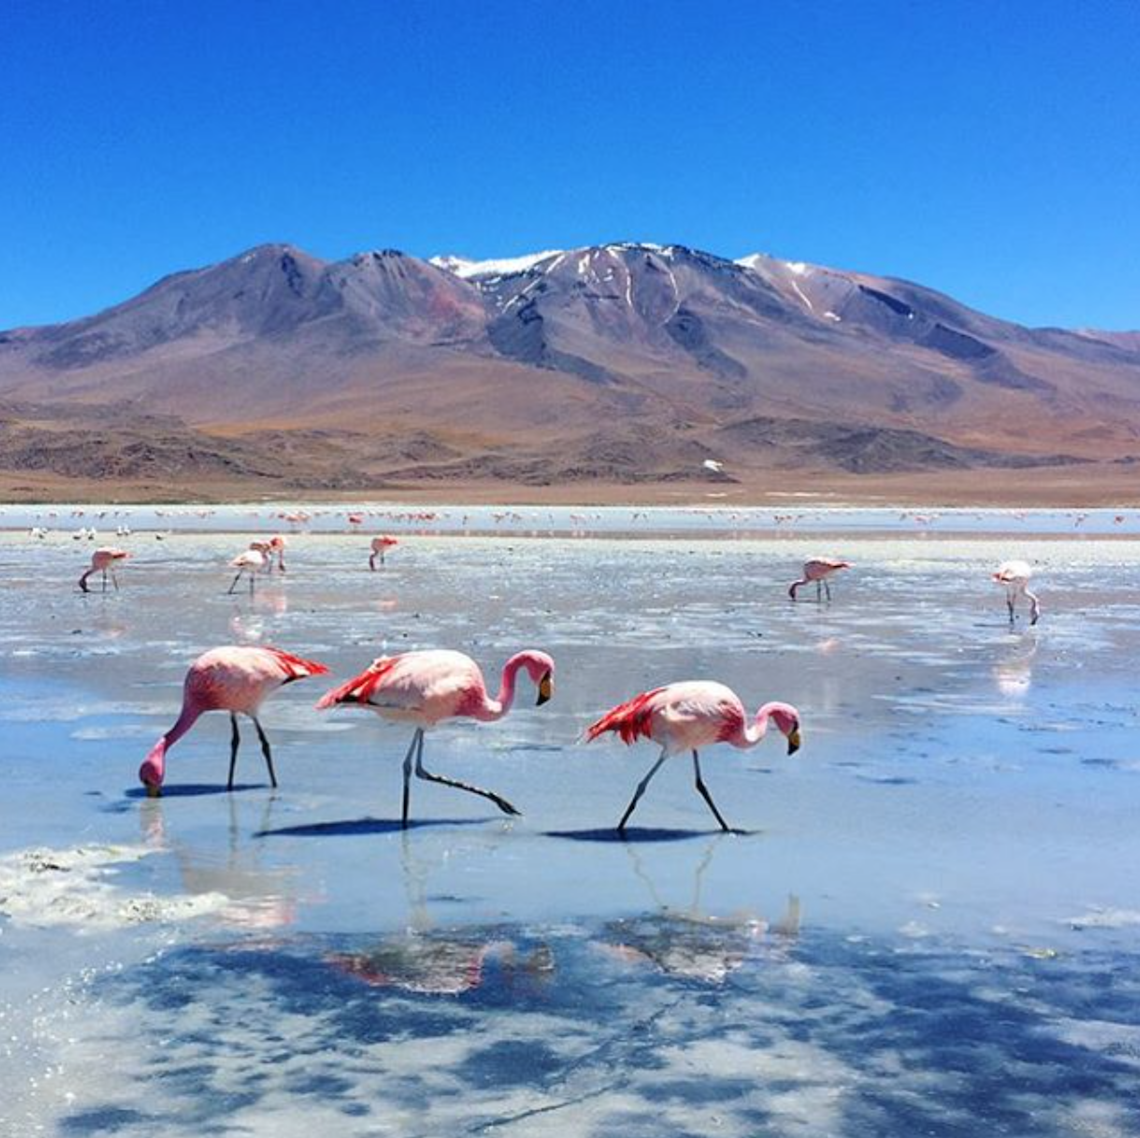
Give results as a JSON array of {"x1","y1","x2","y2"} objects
[{"x1": 39, "y1": 512, "x2": 1052, "y2": 829}]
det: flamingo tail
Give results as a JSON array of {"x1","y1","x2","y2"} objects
[
  {"x1": 586, "y1": 688, "x2": 664, "y2": 746},
  {"x1": 264, "y1": 647, "x2": 330, "y2": 682},
  {"x1": 316, "y1": 657, "x2": 398, "y2": 709}
]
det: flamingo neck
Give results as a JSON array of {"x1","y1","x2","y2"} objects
[
  {"x1": 476, "y1": 654, "x2": 532, "y2": 722},
  {"x1": 140, "y1": 702, "x2": 202, "y2": 787},
  {"x1": 742, "y1": 704, "x2": 779, "y2": 747}
]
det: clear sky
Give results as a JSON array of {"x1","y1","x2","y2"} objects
[{"x1": 2, "y1": 0, "x2": 1138, "y2": 330}]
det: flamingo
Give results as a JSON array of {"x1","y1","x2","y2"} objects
[
  {"x1": 249, "y1": 536, "x2": 286, "y2": 573},
  {"x1": 370, "y1": 536, "x2": 399, "y2": 570},
  {"x1": 79, "y1": 548, "x2": 130, "y2": 593},
  {"x1": 788, "y1": 557, "x2": 850, "y2": 602},
  {"x1": 993, "y1": 560, "x2": 1040, "y2": 625},
  {"x1": 139, "y1": 646, "x2": 329, "y2": 796},
  {"x1": 316, "y1": 649, "x2": 555, "y2": 826},
  {"x1": 587, "y1": 682, "x2": 802, "y2": 832},
  {"x1": 228, "y1": 549, "x2": 267, "y2": 594}
]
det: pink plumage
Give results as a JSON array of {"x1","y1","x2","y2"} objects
[
  {"x1": 78, "y1": 547, "x2": 130, "y2": 592},
  {"x1": 587, "y1": 681, "x2": 802, "y2": 831},
  {"x1": 317, "y1": 648, "x2": 555, "y2": 825},
  {"x1": 369, "y1": 535, "x2": 400, "y2": 569},
  {"x1": 789, "y1": 557, "x2": 851, "y2": 601},
  {"x1": 139, "y1": 645, "x2": 329, "y2": 794}
]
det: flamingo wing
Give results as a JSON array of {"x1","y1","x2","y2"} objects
[
  {"x1": 263, "y1": 647, "x2": 329, "y2": 682},
  {"x1": 316, "y1": 657, "x2": 402, "y2": 708},
  {"x1": 587, "y1": 687, "x2": 668, "y2": 745}
]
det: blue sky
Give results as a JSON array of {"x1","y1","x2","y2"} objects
[{"x1": 2, "y1": 0, "x2": 1137, "y2": 330}]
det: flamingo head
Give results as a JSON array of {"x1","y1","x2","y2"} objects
[
  {"x1": 766, "y1": 702, "x2": 802, "y2": 755},
  {"x1": 139, "y1": 738, "x2": 167, "y2": 797},
  {"x1": 513, "y1": 649, "x2": 555, "y2": 705}
]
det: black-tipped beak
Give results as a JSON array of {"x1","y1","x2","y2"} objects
[
  {"x1": 786, "y1": 727, "x2": 802, "y2": 756},
  {"x1": 536, "y1": 673, "x2": 553, "y2": 706}
]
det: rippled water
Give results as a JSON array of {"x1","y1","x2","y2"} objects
[{"x1": 2, "y1": 525, "x2": 1139, "y2": 1135}]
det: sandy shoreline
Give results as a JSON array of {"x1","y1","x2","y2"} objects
[{"x1": 3, "y1": 463, "x2": 1140, "y2": 508}]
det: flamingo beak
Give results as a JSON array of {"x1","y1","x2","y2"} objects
[
  {"x1": 536, "y1": 673, "x2": 553, "y2": 706},
  {"x1": 786, "y1": 728, "x2": 802, "y2": 756},
  {"x1": 145, "y1": 783, "x2": 162, "y2": 798}
]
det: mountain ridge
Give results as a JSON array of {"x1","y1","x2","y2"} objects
[{"x1": 2, "y1": 239, "x2": 1138, "y2": 502}]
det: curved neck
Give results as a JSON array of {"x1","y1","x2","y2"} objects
[
  {"x1": 476, "y1": 654, "x2": 531, "y2": 722},
  {"x1": 165, "y1": 702, "x2": 202, "y2": 749},
  {"x1": 741, "y1": 704, "x2": 779, "y2": 747}
]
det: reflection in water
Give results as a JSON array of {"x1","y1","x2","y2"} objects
[
  {"x1": 140, "y1": 795, "x2": 298, "y2": 930},
  {"x1": 599, "y1": 836, "x2": 801, "y2": 983},
  {"x1": 993, "y1": 631, "x2": 1037, "y2": 700},
  {"x1": 327, "y1": 831, "x2": 555, "y2": 996}
]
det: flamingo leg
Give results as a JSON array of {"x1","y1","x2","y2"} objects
[
  {"x1": 815, "y1": 580, "x2": 822, "y2": 602},
  {"x1": 369, "y1": 553, "x2": 377, "y2": 571},
  {"x1": 101, "y1": 568, "x2": 108, "y2": 593},
  {"x1": 227, "y1": 570, "x2": 243, "y2": 595},
  {"x1": 111, "y1": 569, "x2": 119, "y2": 591},
  {"x1": 401, "y1": 728, "x2": 421, "y2": 827},
  {"x1": 824, "y1": 579, "x2": 832, "y2": 602},
  {"x1": 249, "y1": 571, "x2": 255, "y2": 596},
  {"x1": 227, "y1": 713, "x2": 241, "y2": 789},
  {"x1": 253, "y1": 717, "x2": 278, "y2": 789},
  {"x1": 692, "y1": 750, "x2": 731, "y2": 832},
  {"x1": 1006, "y1": 593, "x2": 1015, "y2": 624},
  {"x1": 618, "y1": 749, "x2": 668, "y2": 831},
  {"x1": 1026, "y1": 589, "x2": 1040, "y2": 626},
  {"x1": 414, "y1": 735, "x2": 521, "y2": 817}
]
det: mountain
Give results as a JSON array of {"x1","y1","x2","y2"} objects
[{"x1": 2, "y1": 241, "x2": 1139, "y2": 502}]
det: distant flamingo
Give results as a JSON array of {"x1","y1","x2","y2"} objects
[
  {"x1": 79, "y1": 547, "x2": 130, "y2": 593},
  {"x1": 993, "y1": 560, "x2": 1040, "y2": 625},
  {"x1": 139, "y1": 645, "x2": 329, "y2": 796},
  {"x1": 587, "y1": 682, "x2": 802, "y2": 832},
  {"x1": 370, "y1": 536, "x2": 399, "y2": 570},
  {"x1": 788, "y1": 557, "x2": 850, "y2": 602},
  {"x1": 229, "y1": 549, "x2": 267, "y2": 594},
  {"x1": 317, "y1": 648, "x2": 554, "y2": 826},
  {"x1": 249, "y1": 535, "x2": 286, "y2": 573}
]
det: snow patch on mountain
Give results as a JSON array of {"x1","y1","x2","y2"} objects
[{"x1": 430, "y1": 251, "x2": 563, "y2": 279}]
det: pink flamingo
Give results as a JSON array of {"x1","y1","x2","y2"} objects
[
  {"x1": 370, "y1": 536, "x2": 399, "y2": 570},
  {"x1": 228, "y1": 549, "x2": 267, "y2": 594},
  {"x1": 139, "y1": 646, "x2": 329, "y2": 796},
  {"x1": 587, "y1": 682, "x2": 802, "y2": 831},
  {"x1": 79, "y1": 547, "x2": 131, "y2": 593},
  {"x1": 993, "y1": 560, "x2": 1040, "y2": 625},
  {"x1": 788, "y1": 557, "x2": 850, "y2": 602},
  {"x1": 248, "y1": 536, "x2": 286, "y2": 573},
  {"x1": 317, "y1": 649, "x2": 555, "y2": 826}
]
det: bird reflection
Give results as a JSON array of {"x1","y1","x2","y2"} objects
[
  {"x1": 597, "y1": 836, "x2": 801, "y2": 984},
  {"x1": 139, "y1": 794, "x2": 298, "y2": 930},
  {"x1": 326, "y1": 832, "x2": 555, "y2": 996},
  {"x1": 993, "y1": 630, "x2": 1037, "y2": 700}
]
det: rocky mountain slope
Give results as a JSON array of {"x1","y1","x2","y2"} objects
[{"x1": 1, "y1": 241, "x2": 1137, "y2": 499}]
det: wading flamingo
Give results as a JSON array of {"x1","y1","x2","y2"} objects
[
  {"x1": 229, "y1": 549, "x2": 267, "y2": 594},
  {"x1": 249, "y1": 536, "x2": 286, "y2": 573},
  {"x1": 993, "y1": 560, "x2": 1040, "y2": 625},
  {"x1": 370, "y1": 536, "x2": 399, "y2": 570},
  {"x1": 789, "y1": 558, "x2": 850, "y2": 602},
  {"x1": 79, "y1": 548, "x2": 130, "y2": 593},
  {"x1": 587, "y1": 682, "x2": 802, "y2": 832},
  {"x1": 317, "y1": 649, "x2": 554, "y2": 826},
  {"x1": 139, "y1": 645, "x2": 329, "y2": 796}
]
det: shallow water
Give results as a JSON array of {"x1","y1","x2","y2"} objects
[{"x1": 2, "y1": 525, "x2": 1139, "y2": 1135}]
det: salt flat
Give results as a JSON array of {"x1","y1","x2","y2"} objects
[{"x1": 1, "y1": 517, "x2": 1139, "y2": 1136}]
